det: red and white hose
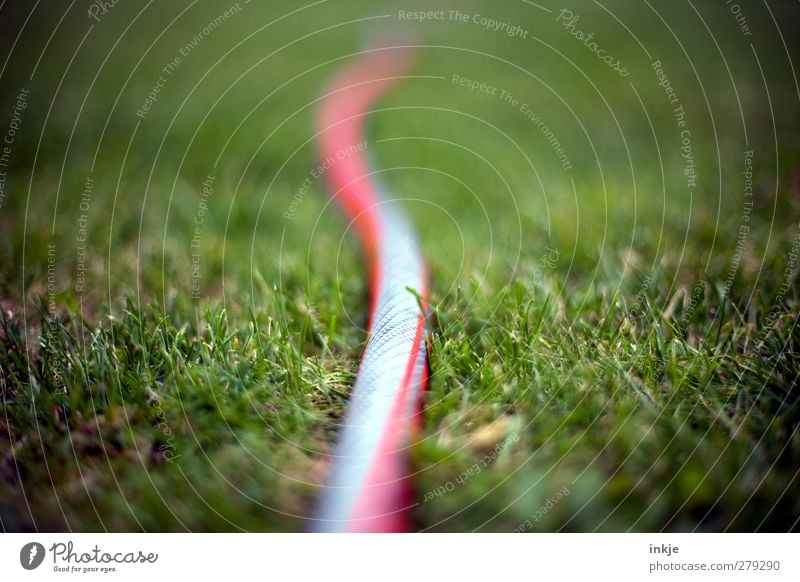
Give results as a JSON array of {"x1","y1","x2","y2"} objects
[{"x1": 312, "y1": 46, "x2": 429, "y2": 533}]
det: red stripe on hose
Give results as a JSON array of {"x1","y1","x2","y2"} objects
[
  {"x1": 347, "y1": 311, "x2": 426, "y2": 532},
  {"x1": 317, "y1": 48, "x2": 416, "y2": 320},
  {"x1": 314, "y1": 45, "x2": 428, "y2": 532}
]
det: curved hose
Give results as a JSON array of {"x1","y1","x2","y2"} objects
[{"x1": 312, "y1": 46, "x2": 428, "y2": 533}]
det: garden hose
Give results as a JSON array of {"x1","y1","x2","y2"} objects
[{"x1": 312, "y1": 45, "x2": 429, "y2": 533}]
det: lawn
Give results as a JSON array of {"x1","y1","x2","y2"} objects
[{"x1": 1, "y1": 0, "x2": 798, "y2": 532}]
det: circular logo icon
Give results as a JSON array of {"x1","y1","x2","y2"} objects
[{"x1": 20, "y1": 542, "x2": 46, "y2": 570}]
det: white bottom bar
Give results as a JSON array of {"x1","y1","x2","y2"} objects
[{"x1": 1, "y1": 533, "x2": 796, "y2": 580}]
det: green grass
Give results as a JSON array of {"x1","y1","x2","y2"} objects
[{"x1": 1, "y1": 0, "x2": 799, "y2": 531}]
